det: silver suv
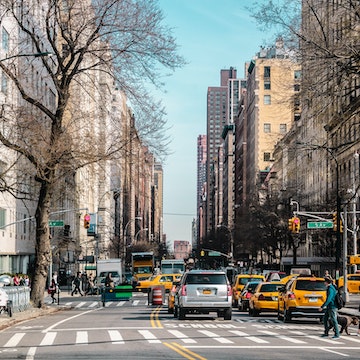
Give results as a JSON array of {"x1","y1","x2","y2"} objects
[{"x1": 174, "y1": 270, "x2": 232, "y2": 320}]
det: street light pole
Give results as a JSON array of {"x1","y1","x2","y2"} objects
[
  {"x1": 217, "y1": 224, "x2": 234, "y2": 264},
  {"x1": 134, "y1": 228, "x2": 148, "y2": 243},
  {"x1": 123, "y1": 217, "x2": 142, "y2": 261}
]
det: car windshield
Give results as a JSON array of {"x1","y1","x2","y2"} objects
[
  {"x1": 186, "y1": 274, "x2": 226, "y2": 285},
  {"x1": 295, "y1": 280, "x2": 326, "y2": 291},
  {"x1": 246, "y1": 283, "x2": 259, "y2": 292},
  {"x1": 259, "y1": 283, "x2": 282, "y2": 292}
]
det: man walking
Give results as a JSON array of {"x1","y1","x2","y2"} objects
[
  {"x1": 71, "y1": 272, "x2": 83, "y2": 296},
  {"x1": 319, "y1": 277, "x2": 340, "y2": 339}
]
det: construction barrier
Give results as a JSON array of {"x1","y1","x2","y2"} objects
[{"x1": 149, "y1": 285, "x2": 165, "y2": 305}]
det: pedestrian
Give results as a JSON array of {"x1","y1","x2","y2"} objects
[
  {"x1": 71, "y1": 272, "x2": 83, "y2": 296},
  {"x1": 13, "y1": 273, "x2": 20, "y2": 286},
  {"x1": 48, "y1": 274, "x2": 57, "y2": 303},
  {"x1": 319, "y1": 277, "x2": 340, "y2": 339},
  {"x1": 131, "y1": 274, "x2": 138, "y2": 290},
  {"x1": 85, "y1": 274, "x2": 95, "y2": 295},
  {"x1": 324, "y1": 270, "x2": 334, "y2": 282},
  {"x1": 105, "y1": 272, "x2": 114, "y2": 288}
]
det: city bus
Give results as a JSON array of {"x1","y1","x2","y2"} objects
[{"x1": 161, "y1": 259, "x2": 185, "y2": 274}]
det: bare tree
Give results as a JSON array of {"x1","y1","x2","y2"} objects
[{"x1": 0, "y1": 0, "x2": 184, "y2": 307}]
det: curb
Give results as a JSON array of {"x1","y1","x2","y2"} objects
[{"x1": 0, "y1": 305, "x2": 65, "y2": 331}]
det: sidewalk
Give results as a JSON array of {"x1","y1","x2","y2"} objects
[{"x1": 0, "y1": 291, "x2": 70, "y2": 331}]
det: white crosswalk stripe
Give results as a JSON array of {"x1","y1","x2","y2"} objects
[
  {"x1": 39, "y1": 332, "x2": 57, "y2": 346},
  {"x1": 2, "y1": 327, "x2": 360, "y2": 348},
  {"x1": 4, "y1": 332, "x2": 25, "y2": 347}
]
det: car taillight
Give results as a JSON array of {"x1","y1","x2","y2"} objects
[
  {"x1": 227, "y1": 284, "x2": 232, "y2": 296},
  {"x1": 180, "y1": 285, "x2": 187, "y2": 296},
  {"x1": 258, "y1": 294, "x2": 265, "y2": 300},
  {"x1": 288, "y1": 292, "x2": 296, "y2": 299},
  {"x1": 246, "y1": 292, "x2": 252, "y2": 299}
]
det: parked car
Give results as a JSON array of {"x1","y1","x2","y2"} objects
[
  {"x1": 232, "y1": 274, "x2": 265, "y2": 307},
  {"x1": 338, "y1": 273, "x2": 360, "y2": 293},
  {"x1": 277, "y1": 276, "x2": 326, "y2": 323},
  {"x1": 136, "y1": 273, "x2": 182, "y2": 293},
  {"x1": 175, "y1": 270, "x2": 232, "y2": 320},
  {"x1": 248, "y1": 281, "x2": 283, "y2": 316},
  {"x1": 238, "y1": 281, "x2": 261, "y2": 311}
]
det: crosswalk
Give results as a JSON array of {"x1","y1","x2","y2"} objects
[
  {"x1": 53, "y1": 299, "x2": 146, "y2": 308},
  {"x1": 3, "y1": 327, "x2": 360, "y2": 348}
]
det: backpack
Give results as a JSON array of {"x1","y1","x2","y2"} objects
[{"x1": 334, "y1": 288, "x2": 344, "y2": 309}]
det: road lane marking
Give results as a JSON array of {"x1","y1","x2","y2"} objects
[
  {"x1": 39, "y1": 332, "x2": 57, "y2": 346},
  {"x1": 132, "y1": 300, "x2": 140, "y2": 306},
  {"x1": 4, "y1": 333, "x2": 25, "y2": 347},
  {"x1": 290, "y1": 331, "x2": 344, "y2": 344},
  {"x1": 258, "y1": 330, "x2": 306, "y2": 344},
  {"x1": 198, "y1": 330, "x2": 233, "y2": 344},
  {"x1": 163, "y1": 342, "x2": 207, "y2": 360},
  {"x1": 150, "y1": 306, "x2": 163, "y2": 328},
  {"x1": 43, "y1": 308, "x2": 100, "y2": 332},
  {"x1": 88, "y1": 301, "x2": 98, "y2": 308},
  {"x1": 229, "y1": 330, "x2": 269, "y2": 344},
  {"x1": 321, "y1": 347, "x2": 350, "y2": 357},
  {"x1": 138, "y1": 330, "x2": 161, "y2": 343},
  {"x1": 25, "y1": 347, "x2": 36, "y2": 360},
  {"x1": 76, "y1": 331, "x2": 88, "y2": 344},
  {"x1": 75, "y1": 302, "x2": 86, "y2": 308},
  {"x1": 167, "y1": 330, "x2": 197, "y2": 343},
  {"x1": 116, "y1": 301, "x2": 126, "y2": 306},
  {"x1": 108, "y1": 330, "x2": 124, "y2": 344}
]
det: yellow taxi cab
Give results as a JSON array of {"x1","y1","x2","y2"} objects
[
  {"x1": 338, "y1": 273, "x2": 360, "y2": 293},
  {"x1": 232, "y1": 274, "x2": 265, "y2": 307},
  {"x1": 277, "y1": 276, "x2": 326, "y2": 323},
  {"x1": 248, "y1": 281, "x2": 283, "y2": 316},
  {"x1": 136, "y1": 273, "x2": 182, "y2": 293}
]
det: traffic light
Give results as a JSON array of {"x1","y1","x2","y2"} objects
[
  {"x1": 333, "y1": 212, "x2": 337, "y2": 231},
  {"x1": 83, "y1": 214, "x2": 90, "y2": 229},
  {"x1": 288, "y1": 217, "x2": 294, "y2": 232},
  {"x1": 293, "y1": 217, "x2": 300, "y2": 233},
  {"x1": 349, "y1": 255, "x2": 360, "y2": 265},
  {"x1": 339, "y1": 219, "x2": 343, "y2": 233}
]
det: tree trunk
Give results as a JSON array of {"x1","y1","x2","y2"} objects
[{"x1": 30, "y1": 180, "x2": 53, "y2": 308}]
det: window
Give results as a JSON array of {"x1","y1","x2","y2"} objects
[
  {"x1": 264, "y1": 152, "x2": 271, "y2": 161},
  {"x1": 264, "y1": 95, "x2": 271, "y2": 105},
  {"x1": 294, "y1": 70, "x2": 302, "y2": 79},
  {"x1": 1, "y1": 73, "x2": 8, "y2": 94},
  {"x1": 264, "y1": 123, "x2": 271, "y2": 133},
  {"x1": 264, "y1": 81, "x2": 271, "y2": 90},
  {"x1": 264, "y1": 66, "x2": 271, "y2": 78},
  {"x1": 294, "y1": 83, "x2": 300, "y2": 92},
  {"x1": 280, "y1": 124, "x2": 287, "y2": 133},
  {"x1": 294, "y1": 113, "x2": 301, "y2": 121},
  {"x1": 0, "y1": 208, "x2": 5, "y2": 228},
  {"x1": 2, "y1": 28, "x2": 9, "y2": 52}
]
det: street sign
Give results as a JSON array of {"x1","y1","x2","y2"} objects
[
  {"x1": 48, "y1": 220, "x2": 64, "y2": 227},
  {"x1": 208, "y1": 251, "x2": 221, "y2": 256},
  {"x1": 307, "y1": 221, "x2": 333, "y2": 229}
]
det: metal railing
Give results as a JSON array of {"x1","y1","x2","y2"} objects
[{"x1": 2, "y1": 286, "x2": 31, "y2": 312}]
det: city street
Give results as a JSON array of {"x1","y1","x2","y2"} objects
[{"x1": 1, "y1": 292, "x2": 360, "y2": 359}]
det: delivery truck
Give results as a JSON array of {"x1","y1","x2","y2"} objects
[{"x1": 95, "y1": 259, "x2": 123, "y2": 289}]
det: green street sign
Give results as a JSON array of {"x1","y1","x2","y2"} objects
[
  {"x1": 49, "y1": 220, "x2": 64, "y2": 227},
  {"x1": 208, "y1": 251, "x2": 221, "y2": 256},
  {"x1": 307, "y1": 221, "x2": 333, "y2": 229}
]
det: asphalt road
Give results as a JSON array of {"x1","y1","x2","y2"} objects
[{"x1": 1, "y1": 292, "x2": 360, "y2": 359}]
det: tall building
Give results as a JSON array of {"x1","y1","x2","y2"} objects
[
  {"x1": 196, "y1": 135, "x2": 207, "y2": 244},
  {"x1": 205, "y1": 68, "x2": 237, "y2": 237}
]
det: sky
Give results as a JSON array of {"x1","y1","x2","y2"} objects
[{"x1": 157, "y1": 0, "x2": 274, "y2": 248}]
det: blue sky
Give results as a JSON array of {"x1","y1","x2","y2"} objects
[{"x1": 158, "y1": 0, "x2": 274, "y2": 248}]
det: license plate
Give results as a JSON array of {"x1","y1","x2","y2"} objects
[
  {"x1": 309, "y1": 297, "x2": 317, "y2": 302},
  {"x1": 203, "y1": 289, "x2": 211, "y2": 295}
]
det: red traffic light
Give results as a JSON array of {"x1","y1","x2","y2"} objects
[{"x1": 84, "y1": 214, "x2": 91, "y2": 229}]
